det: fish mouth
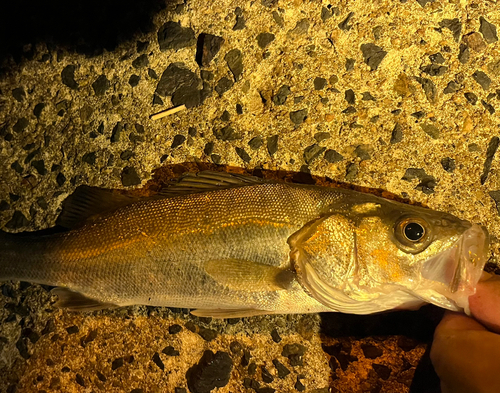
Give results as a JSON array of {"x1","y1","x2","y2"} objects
[{"x1": 419, "y1": 224, "x2": 489, "y2": 313}]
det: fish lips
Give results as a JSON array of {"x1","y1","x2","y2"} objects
[{"x1": 418, "y1": 223, "x2": 489, "y2": 314}]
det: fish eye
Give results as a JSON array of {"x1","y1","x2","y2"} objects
[{"x1": 403, "y1": 222, "x2": 425, "y2": 242}]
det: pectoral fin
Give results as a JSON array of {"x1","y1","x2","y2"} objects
[
  {"x1": 191, "y1": 308, "x2": 274, "y2": 318},
  {"x1": 52, "y1": 287, "x2": 118, "y2": 311},
  {"x1": 204, "y1": 259, "x2": 295, "y2": 292}
]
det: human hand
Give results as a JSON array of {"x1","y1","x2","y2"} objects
[{"x1": 430, "y1": 275, "x2": 500, "y2": 393}]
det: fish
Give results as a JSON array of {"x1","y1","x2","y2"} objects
[{"x1": 0, "y1": 171, "x2": 490, "y2": 318}]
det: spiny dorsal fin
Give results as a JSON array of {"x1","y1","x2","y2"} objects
[
  {"x1": 52, "y1": 287, "x2": 118, "y2": 311},
  {"x1": 56, "y1": 186, "x2": 145, "y2": 229},
  {"x1": 158, "y1": 171, "x2": 268, "y2": 198}
]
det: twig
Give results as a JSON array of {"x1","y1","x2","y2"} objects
[{"x1": 150, "y1": 104, "x2": 187, "y2": 120}]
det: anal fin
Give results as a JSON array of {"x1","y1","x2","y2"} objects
[
  {"x1": 191, "y1": 308, "x2": 274, "y2": 319},
  {"x1": 51, "y1": 287, "x2": 118, "y2": 311}
]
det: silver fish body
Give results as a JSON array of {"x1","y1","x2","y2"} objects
[{"x1": 0, "y1": 172, "x2": 489, "y2": 317}]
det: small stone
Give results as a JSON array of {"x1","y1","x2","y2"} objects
[
  {"x1": 314, "y1": 77, "x2": 327, "y2": 90},
  {"x1": 481, "y1": 136, "x2": 500, "y2": 185},
  {"x1": 82, "y1": 152, "x2": 96, "y2": 165},
  {"x1": 270, "y1": 328, "x2": 281, "y2": 343},
  {"x1": 362, "y1": 92, "x2": 376, "y2": 101},
  {"x1": 162, "y1": 346, "x2": 180, "y2": 356},
  {"x1": 187, "y1": 351, "x2": 233, "y2": 393},
  {"x1": 390, "y1": 123, "x2": 403, "y2": 144},
  {"x1": 61, "y1": 65, "x2": 78, "y2": 89},
  {"x1": 420, "y1": 123, "x2": 440, "y2": 139},
  {"x1": 324, "y1": 149, "x2": 343, "y2": 163},
  {"x1": 282, "y1": 343, "x2": 306, "y2": 357},
  {"x1": 127, "y1": 74, "x2": 140, "y2": 88},
  {"x1": 429, "y1": 52, "x2": 445, "y2": 64},
  {"x1": 204, "y1": 142, "x2": 214, "y2": 156},
  {"x1": 247, "y1": 136, "x2": 262, "y2": 151},
  {"x1": 354, "y1": 145, "x2": 371, "y2": 161},
  {"x1": 272, "y1": 11, "x2": 284, "y2": 27},
  {"x1": 441, "y1": 157, "x2": 456, "y2": 172},
  {"x1": 415, "y1": 77, "x2": 436, "y2": 102},
  {"x1": 321, "y1": 7, "x2": 333, "y2": 22},
  {"x1": 156, "y1": 63, "x2": 201, "y2": 97},
  {"x1": 171, "y1": 135, "x2": 186, "y2": 148},
  {"x1": 152, "y1": 353, "x2": 164, "y2": 371},
  {"x1": 169, "y1": 324, "x2": 182, "y2": 334},
  {"x1": 443, "y1": 81, "x2": 459, "y2": 94},
  {"x1": 132, "y1": 54, "x2": 149, "y2": 69},
  {"x1": 273, "y1": 85, "x2": 291, "y2": 105},
  {"x1": 76, "y1": 374, "x2": 85, "y2": 387},
  {"x1": 472, "y1": 70, "x2": 491, "y2": 90},
  {"x1": 489, "y1": 191, "x2": 500, "y2": 215},
  {"x1": 233, "y1": 15, "x2": 246, "y2": 31},
  {"x1": 290, "y1": 19, "x2": 310, "y2": 35},
  {"x1": 372, "y1": 364, "x2": 391, "y2": 380},
  {"x1": 196, "y1": 34, "x2": 225, "y2": 67},
  {"x1": 345, "y1": 89, "x2": 355, "y2": 104},
  {"x1": 111, "y1": 122, "x2": 123, "y2": 142},
  {"x1": 464, "y1": 92, "x2": 478, "y2": 105},
  {"x1": 213, "y1": 126, "x2": 241, "y2": 141},
  {"x1": 12, "y1": 87, "x2": 26, "y2": 102},
  {"x1": 482, "y1": 100, "x2": 495, "y2": 114},
  {"x1": 33, "y1": 103, "x2": 45, "y2": 118},
  {"x1": 198, "y1": 327, "x2": 218, "y2": 342},
  {"x1": 314, "y1": 132, "x2": 330, "y2": 142},
  {"x1": 153, "y1": 94, "x2": 163, "y2": 106},
  {"x1": 261, "y1": 366, "x2": 273, "y2": 383},
  {"x1": 56, "y1": 173, "x2": 66, "y2": 186},
  {"x1": 225, "y1": 49, "x2": 243, "y2": 81},
  {"x1": 13, "y1": 117, "x2": 29, "y2": 133},
  {"x1": 272, "y1": 359, "x2": 290, "y2": 379},
  {"x1": 439, "y1": 18, "x2": 462, "y2": 42},
  {"x1": 361, "y1": 344, "x2": 383, "y2": 359},
  {"x1": 66, "y1": 325, "x2": 79, "y2": 334},
  {"x1": 457, "y1": 43, "x2": 470, "y2": 64},
  {"x1": 338, "y1": 12, "x2": 354, "y2": 31},
  {"x1": 236, "y1": 104, "x2": 243, "y2": 114},
  {"x1": 295, "y1": 377, "x2": 306, "y2": 391},
  {"x1": 345, "y1": 162, "x2": 358, "y2": 181},
  {"x1": 92, "y1": 75, "x2": 110, "y2": 96},
  {"x1": 420, "y1": 64, "x2": 447, "y2": 76},
  {"x1": 235, "y1": 147, "x2": 251, "y2": 163},
  {"x1": 304, "y1": 144, "x2": 326, "y2": 164},
  {"x1": 257, "y1": 33, "x2": 275, "y2": 49},
  {"x1": 462, "y1": 32, "x2": 486, "y2": 52},
  {"x1": 31, "y1": 160, "x2": 46, "y2": 175},
  {"x1": 0, "y1": 200, "x2": 10, "y2": 211},
  {"x1": 229, "y1": 341, "x2": 243, "y2": 355},
  {"x1": 290, "y1": 109, "x2": 308, "y2": 125},
  {"x1": 215, "y1": 77, "x2": 234, "y2": 96},
  {"x1": 360, "y1": 43, "x2": 387, "y2": 71},
  {"x1": 158, "y1": 21, "x2": 196, "y2": 51},
  {"x1": 120, "y1": 150, "x2": 134, "y2": 160},
  {"x1": 479, "y1": 17, "x2": 498, "y2": 44},
  {"x1": 121, "y1": 166, "x2": 141, "y2": 186},
  {"x1": 220, "y1": 110, "x2": 230, "y2": 121},
  {"x1": 342, "y1": 106, "x2": 356, "y2": 114}
]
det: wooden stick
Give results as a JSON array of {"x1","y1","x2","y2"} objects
[{"x1": 150, "y1": 104, "x2": 187, "y2": 120}]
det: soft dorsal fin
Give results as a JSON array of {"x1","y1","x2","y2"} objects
[
  {"x1": 56, "y1": 186, "x2": 143, "y2": 229},
  {"x1": 158, "y1": 171, "x2": 268, "y2": 198}
]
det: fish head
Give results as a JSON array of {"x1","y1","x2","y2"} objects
[{"x1": 289, "y1": 195, "x2": 489, "y2": 314}]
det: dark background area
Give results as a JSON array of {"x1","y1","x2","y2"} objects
[{"x1": 0, "y1": 0, "x2": 172, "y2": 67}]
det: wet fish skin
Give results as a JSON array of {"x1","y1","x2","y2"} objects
[{"x1": 0, "y1": 172, "x2": 489, "y2": 317}]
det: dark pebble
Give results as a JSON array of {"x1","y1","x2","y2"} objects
[
  {"x1": 66, "y1": 326, "x2": 79, "y2": 335},
  {"x1": 248, "y1": 362, "x2": 257, "y2": 375},
  {"x1": 314, "y1": 77, "x2": 327, "y2": 90},
  {"x1": 111, "y1": 358, "x2": 123, "y2": 371},
  {"x1": 213, "y1": 125, "x2": 241, "y2": 141},
  {"x1": 345, "y1": 89, "x2": 355, "y2": 104},
  {"x1": 75, "y1": 374, "x2": 85, "y2": 387},
  {"x1": 321, "y1": 7, "x2": 333, "y2": 22},
  {"x1": 151, "y1": 352, "x2": 164, "y2": 370},
  {"x1": 33, "y1": 103, "x2": 45, "y2": 118},
  {"x1": 130, "y1": 389, "x2": 144, "y2": 393},
  {"x1": 439, "y1": 18, "x2": 462, "y2": 42},
  {"x1": 80, "y1": 329, "x2": 97, "y2": 347},
  {"x1": 246, "y1": 136, "x2": 262, "y2": 150},
  {"x1": 82, "y1": 152, "x2": 97, "y2": 165},
  {"x1": 132, "y1": 54, "x2": 149, "y2": 69},
  {"x1": 110, "y1": 122, "x2": 123, "y2": 143},
  {"x1": 258, "y1": 388, "x2": 276, "y2": 393},
  {"x1": 61, "y1": 65, "x2": 78, "y2": 89},
  {"x1": 272, "y1": 359, "x2": 290, "y2": 378},
  {"x1": 345, "y1": 162, "x2": 358, "y2": 181},
  {"x1": 443, "y1": 81, "x2": 459, "y2": 94},
  {"x1": 458, "y1": 43, "x2": 469, "y2": 64},
  {"x1": 204, "y1": 142, "x2": 214, "y2": 156},
  {"x1": 272, "y1": 10, "x2": 284, "y2": 27},
  {"x1": 411, "y1": 111, "x2": 425, "y2": 119},
  {"x1": 481, "y1": 136, "x2": 500, "y2": 185},
  {"x1": 236, "y1": 103, "x2": 243, "y2": 114},
  {"x1": 137, "y1": 40, "x2": 149, "y2": 52},
  {"x1": 390, "y1": 123, "x2": 403, "y2": 144},
  {"x1": 290, "y1": 109, "x2": 308, "y2": 125},
  {"x1": 16, "y1": 337, "x2": 30, "y2": 359},
  {"x1": 266, "y1": 135, "x2": 278, "y2": 156},
  {"x1": 186, "y1": 350, "x2": 233, "y2": 393},
  {"x1": 233, "y1": 15, "x2": 246, "y2": 31},
  {"x1": 211, "y1": 154, "x2": 221, "y2": 164},
  {"x1": 92, "y1": 75, "x2": 110, "y2": 96},
  {"x1": 197, "y1": 327, "x2": 218, "y2": 342},
  {"x1": 12, "y1": 87, "x2": 26, "y2": 102},
  {"x1": 472, "y1": 70, "x2": 491, "y2": 90},
  {"x1": 158, "y1": 21, "x2": 196, "y2": 51},
  {"x1": 372, "y1": 364, "x2": 391, "y2": 380},
  {"x1": 120, "y1": 150, "x2": 134, "y2": 160},
  {"x1": 225, "y1": 49, "x2": 243, "y2": 81},
  {"x1": 464, "y1": 92, "x2": 478, "y2": 105},
  {"x1": 338, "y1": 12, "x2": 354, "y2": 31},
  {"x1": 479, "y1": 16, "x2": 498, "y2": 44},
  {"x1": 56, "y1": 173, "x2": 66, "y2": 186},
  {"x1": 201, "y1": 70, "x2": 213, "y2": 81},
  {"x1": 169, "y1": 324, "x2": 182, "y2": 334},
  {"x1": 354, "y1": 145, "x2": 371, "y2": 161},
  {"x1": 32, "y1": 160, "x2": 47, "y2": 175},
  {"x1": 13, "y1": 117, "x2": 29, "y2": 133},
  {"x1": 421, "y1": 64, "x2": 447, "y2": 76},
  {"x1": 345, "y1": 58, "x2": 355, "y2": 71},
  {"x1": 489, "y1": 191, "x2": 500, "y2": 215},
  {"x1": 175, "y1": 389, "x2": 187, "y2": 393},
  {"x1": 22, "y1": 328, "x2": 40, "y2": 344},
  {"x1": 171, "y1": 84, "x2": 209, "y2": 108},
  {"x1": 153, "y1": 94, "x2": 164, "y2": 106},
  {"x1": 415, "y1": 77, "x2": 436, "y2": 102},
  {"x1": 261, "y1": 366, "x2": 273, "y2": 383},
  {"x1": 360, "y1": 43, "x2": 387, "y2": 70},
  {"x1": 229, "y1": 341, "x2": 243, "y2": 355},
  {"x1": 271, "y1": 328, "x2": 281, "y2": 343},
  {"x1": 361, "y1": 343, "x2": 383, "y2": 359},
  {"x1": 220, "y1": 110, "x2": 230, "y2": 121},
  {"x1": 188, "y1": 127, "x2": 197, "y2": 137},
  {"x1": 171, "y1": 135, "x2": 186, "y2": 149},
  {"x1": 196, "y1": 34, "x2": 225, "y2": 67},
  {"x1": 291, "y1": 19, "x2": 310, "y2": 35},
  {"x1": 482, "y1": 100, "x2": 495, "y2": 114},
  {"x1": 429, "y1": 52, "x2": 445, "y2": 64},
  {"x1": 304, "y1": 144, "x2": 326, "y2": 164},
  {"x1": 295, "y1": 377, "x2": 306, "y2": 391},
  {"x1": 215, "y1": 77, "x2": 234, "y2": 96},
  {"x1": 156, "y1": 63, "x2": 201, "y2": 97},
  {"x1": 362, "y1": 92, "x2": 376, "y2": 101},
  {"x1": 129, "y1": 75, "x2": 140, "y2": 87},
  {"x1": 273, "y1": 85, "x2": 291, "y2": 105},
  {"x1": 313, "y1": 132, "x2": 330, "y2": 142},
  {"x1": 121, "y1": 166, "x2": 141, "y2": 186},
  {"x1": 257, "y1": 33, "x2": 275, "y2": 49},
  {"x1": 420, "y1": 123, "x2": 440, "y2": 139},
  {"x1": 441, "y1": 157, "x2": 456, "y2": 172},
  {"x1": 324, "y1": 149, "x2": 343, "y2": 163},
  {"x1": 282, "y1": 343, "x2": 306, "y2": 358},
  {"x1": 148, "y1": 68, "x2": 158, "y2": 79},
  {"x1": 235, "y1": 147, "x2": 251, "y2": 162},
  {"x1": 0, "y1": 200, "x2": 10, "y2": 211},
  {"x1": 5, "y1": 211, "x2": 30, "y2": 230},
  {"x1": 342, "y1": 106, "x2": 356, "y2": 114}
]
